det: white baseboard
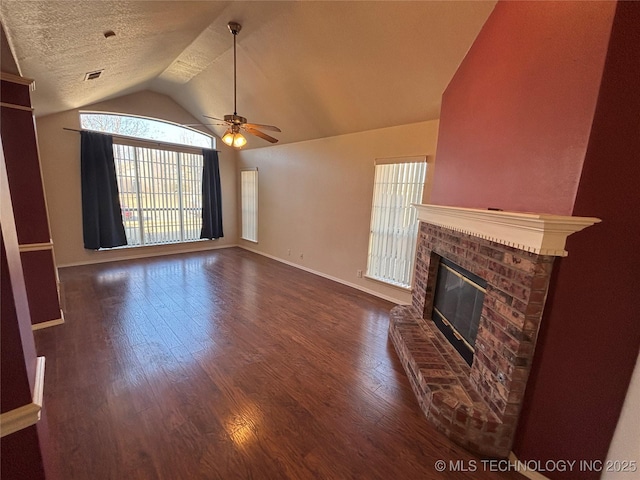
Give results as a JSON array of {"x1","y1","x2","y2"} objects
[
  {"x1": 0, "y1": 357, "x2": 45, "y2": 437},
  {"x1": 239, "y1": 246, "x2": 406, "y2": 305},
  {"x1": 509, "y1": 452, "x2": 551, "y2": 480},
  {"x1": 32, "y1": 313, "x2": 65, "y2": 331}
]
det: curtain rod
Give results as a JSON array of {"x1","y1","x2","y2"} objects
[{"x1": 62, "y1": 128, "x2": 220, "y2": 152}]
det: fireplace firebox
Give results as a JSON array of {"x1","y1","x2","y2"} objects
[{"x1": 432, "y1": 257, "x2": 487, "y2": 366}]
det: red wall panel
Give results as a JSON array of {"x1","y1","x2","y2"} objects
[
  {"x1": 0, "y1": 79, "x2": 31, "y2": 108},
  {"x1": 20, "y1": 249, "x2": 61, "y2": 325},
  {"x1": 0, "y1": 425, "x2": 46, "y2": 480},
  {"x1": 1, "y1": 74, "x2": 61, "y2": 327},
  {"x1": 0, "y1": 234, "x2": 33, "y2": 413},
  {"x1": 0, "y1": 106, "x2": 51, "y2": 245},
  {"x1": 430, "y1": 1, "x2": 615, "y2": 215},
  {"x1": 514, "y1": 3, "x2": 640, "y2": 476}
]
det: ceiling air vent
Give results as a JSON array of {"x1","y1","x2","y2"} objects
[{"x1": 84, "y1": 70, "x2": 103, "y2": 81}]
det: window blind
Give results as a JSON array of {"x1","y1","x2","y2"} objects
[
  {"x1": 241, "y1": 169, "x2": 258, "y2": 242},
  {"x1": 366, "y1": 158, "x2": 427, "y2": 288}
]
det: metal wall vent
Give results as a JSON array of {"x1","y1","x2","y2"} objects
[{"x1": 84, "y1": 70, "x2": 103, "y2": 81}]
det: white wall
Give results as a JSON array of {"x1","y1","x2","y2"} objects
[
  {"x1": 36, "y1": 90, "x2": 238, "y2": 267},
  {"x1": 236, "y1": 120, "x2": 439, "y2": 304}
]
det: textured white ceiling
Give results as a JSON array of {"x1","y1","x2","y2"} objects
[{"x1": 1, "y1": 1, "x2": 496, "y2": 147}]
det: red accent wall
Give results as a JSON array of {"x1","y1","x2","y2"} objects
[
  {"x1": 0, "y1": 234, "x2": 34, "y2": 413},
  {"x1": 0, "y1": 105, "x2": 51, "y2": 245},
  {"x1": 0, "y1": 426, "x2": 46, "y2": 480},
  {"x1": 430, "y1": 1, "x2": 615, "y2": 215},
  {"x1": 21, "y1": 249, "x2": 61, "y2": 324},
  {"x1": 514, "y1": 3, "x2": 640, "y2": 477},
  {"x1": 0, "y1": 79, "x2": 31, "y2": 108},
  {"x1": 1, "y1": 75, "x2": 62, "y2": 326},
  {"x1": 0, "y1": 174, "x2": 49, "y2": 480}
]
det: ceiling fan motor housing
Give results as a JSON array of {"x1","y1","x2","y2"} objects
[{"x1": 224, "y1": 114, "x2": 247, "y2": 125}]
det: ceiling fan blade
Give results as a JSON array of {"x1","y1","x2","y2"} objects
[
  {"x1": 203, "y1": 115, "x2": 229, "y2": 123},
  {"x1": 183, "y1": 122, "x2": 228, "y2": 127},
  {"x1": 243, "y1": 126, "x2": 279, "y2": 144},
  {"x1": 244, "y1": 123, "x2": 281, "y2": 133}
]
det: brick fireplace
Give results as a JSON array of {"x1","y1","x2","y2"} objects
[{"x1": 389, "y1": 205, "x2": 599, "y2": 457}]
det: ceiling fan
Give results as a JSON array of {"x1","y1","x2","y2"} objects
[{"x1": 187, "y1": 22, "x2": 281, "y2": 148}]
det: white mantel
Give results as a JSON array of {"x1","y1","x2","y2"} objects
[{"x1": 413, "y1": 204, "x2": 601, "y2": 257}]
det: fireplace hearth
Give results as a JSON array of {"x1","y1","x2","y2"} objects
[{"x1": 389, "y1": 205, "x2": 600, "y2": 457}]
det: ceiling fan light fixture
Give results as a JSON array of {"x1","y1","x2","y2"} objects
[
  {"x1": 222, "y1": 127, "x2": 247, "y2": 149},
  {"x1": 233, "y1": 133, "x2": 247, "y2": 148},
  {"x1": 221, "y1": 129, "x2": 234, "y2": 146}
]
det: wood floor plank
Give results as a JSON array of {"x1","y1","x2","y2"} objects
[{"x1": 34, "y1": 248, "x2": 523, "y2": 479}]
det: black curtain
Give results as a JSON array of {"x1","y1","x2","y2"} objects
[
  {"x1": 80, "y1": 131, "x2": 127, "y2": 249},
  {"x1": 200, "y1": 149, "x2": 224, "y2": 239}
]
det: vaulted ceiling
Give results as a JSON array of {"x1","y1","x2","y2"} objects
[{"x1": 1, "y1": 1, "x2": 496, "y2": 147}]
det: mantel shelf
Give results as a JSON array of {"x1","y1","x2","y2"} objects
[{"x1": 412, "y1": 204, "x2": 601, "y2": 257}]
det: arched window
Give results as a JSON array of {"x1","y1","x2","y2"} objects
[
  {"x1": 79, "y1": 112, "x2": 218, "y2": 247},
  {"x1": 80, "y1": 112, "x2": 214, "y2": 148}
]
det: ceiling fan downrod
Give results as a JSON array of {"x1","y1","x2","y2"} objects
[{"x1": 228, "y1": 22, "x2": 242, "y2": 117}]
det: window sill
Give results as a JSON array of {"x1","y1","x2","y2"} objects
[{"x1": 100, "y1": 238, "x2": 210, "y2": 250}]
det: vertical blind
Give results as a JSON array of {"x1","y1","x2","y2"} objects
[
  {"x1": 241, "y1": 169, "x2": 258, "y2": 242},
  {"x1": 113, "y1": 143, "x2": 203, "y2": 246},
  {"x1": 366, "y1": 158, "x2": 427, "y2": 288}
]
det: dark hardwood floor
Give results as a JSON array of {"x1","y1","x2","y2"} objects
[{"x1": 35, "y1": 247, "x2": 523, "y2": 479}]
